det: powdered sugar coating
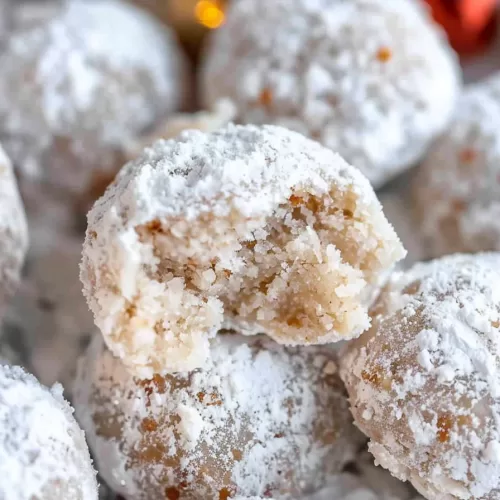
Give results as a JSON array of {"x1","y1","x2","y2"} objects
[
  {"x1": 74, "y1": 333, "x2": 364, "y2": 499},
  {"x1": 81, "y1": 124, "x2": 405, "y2": 377},
  {"x1": 0, "y1": 0, "x2": 187, "y2": 204},
  {"x1": 340, "y1": 253, "x2": 500, "y2": 499},
  {"x1": 201, "y1": 0, "x2": 461, "y2": 188},
  {"x1": 124, "y1": 99, "x2": 237, "y2": 161},
  {"x1": 0, "y1": 145, "x2": 28, "y2": 317},
  {"x1": 0, "y1": 364, "x2": 98, "y2": 500},
  {"x1": 414, "y1": 73, "x2": 500, "y2": 258}
]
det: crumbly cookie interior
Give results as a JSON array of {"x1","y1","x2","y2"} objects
[{"x1": 111, "y1": 185, "x2": 399, "y2": 374}]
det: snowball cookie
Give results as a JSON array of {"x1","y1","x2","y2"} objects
[
  {"x1": 74, "y1": 332, "x2": 364, "y2": 500},
  {"x1": 0, "y1": 0, "x2": 187, "y2": 210},
  {"x1": 0, "y1": 364, "x2": 98, "y2": 500},
  {"x1": 201, "y1": 0, "x2": 461, "y2": 189},
  {"x1": 413, "y1": 72, "x2": 500, "y2": 259},
  {"x1": 340, "y1": 253, "x2": 500, "y2": 500},
  {"x1": 81, "y1": 124, "x2": 406, "y2": 377},
  {"x1": 0, "y1": 145, "x2": 28, "y2": 317}
]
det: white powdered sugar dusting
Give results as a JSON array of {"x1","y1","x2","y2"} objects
[
  {"x1": 87, "y1": 122, "x2": 376, "y2": 230},
  {"x1": 74, "y1": 333, "x2": 365, "y2": 499},
  {"x1": 341, "y1": 253, "x2": 500, "y2": 499},
  {"x1": 81, "y1": 123, "x2": 405, "y2": 377},
  {"x1": 0, "y1": 0, "x2": 187, "y2": 196},
  {"x1": 414, "y1": 71, "x2": 500, "y2": 258},
  {"x1": 124, "y1": 99, "x2": 237, "y2": 161},
  {"x1": 0, "y1": 364, "x2": 98, "y2": 500},
  {"x1": 201, "y1": 0, "x2": 461, "y2": 188},
  {"x1": 0, "y1": 144, "x2": 28, "y2": 317}
]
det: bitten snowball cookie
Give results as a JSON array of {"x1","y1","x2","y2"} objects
[
  {"x1": 201, "y1": 0, "x2": 461, "y2": 188},
  {"x1": 0, "y1": 0, "x2": 187, "y2": 209},
  {"x1": 0, "y1": 145, "x2": 28, "y2": 316},
  {"x1": 340, "y1": 253, "x2": 500, "y2": 500},
  {"x1": 81, "y1": 124, "x2": 405, "y2": 377},
  {"x1": 74, "y1": 333, "x2": 364, "y2": 499},
  {"x1": 0, "y1": 364, "x2": 98, "y2": 500},
  {"x1": 414, "y1": 73, "x2": 500, "y2": 258}
]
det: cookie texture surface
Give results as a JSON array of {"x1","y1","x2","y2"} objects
[
  {"x1": 74, "y1": 333, "x2": 364, "y2": 499},
  {"x1": 201, "y1": 0, "x2": 461, "y2": 188},
  {"x1": 81, "y1": 124, "x2": 405, "y2": 377},
  {"x1": 341, "y1": 253, "x2": 500, "y2": 499},
  {"x1": 414, "y1": 72, "x2": 500, "y2": 258},
  {"x1": 0, "y1": 364, "x2": 98, "y2": 500},
  {"x1": 0, "y1": 0, "x2": 187, "y2": 208}
]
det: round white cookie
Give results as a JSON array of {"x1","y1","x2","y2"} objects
[
  {"x1": 414, "y1": 72, "x2": 500, "y2": 258},
  {"x1": 341, "y1": 253, "x2": 500, "y2": 499},
  {"x1": 74, "y1": 333, "x2": 364, "y2": 499},
  {"x1": 201, "y1": 0, "x2": 461, "y2": 188},
  {"x1": 81, "y1": 124, "x2": 405, "y2": 377},
  {"x1": 0, "y1": 0, "x2": 187, "y2": 211},
  {"x1": 0, "y1": 364, "x2": 98, "y2": 500}
]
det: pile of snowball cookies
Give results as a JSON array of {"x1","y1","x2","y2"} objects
[{"x1": 1, "y1": 0, "x2": 500, "y2": 499}]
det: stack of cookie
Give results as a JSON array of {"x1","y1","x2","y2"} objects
[{"x1": 1, "y1": 0, "x2": 500, "y2": 499}]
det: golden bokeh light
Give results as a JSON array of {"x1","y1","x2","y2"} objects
[{"x1": 195, "y1": 0, "x2": 225, "y2": 29}]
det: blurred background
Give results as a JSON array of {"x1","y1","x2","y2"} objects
[{"x1": 143, "y1": 0, "x2": 499, "y2": 59}]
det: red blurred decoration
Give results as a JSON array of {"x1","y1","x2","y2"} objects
[{"x1": 425, "y1": 0, "x2": 498, "y2": 56}]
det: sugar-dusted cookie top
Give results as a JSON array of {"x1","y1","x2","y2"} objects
[
  {"x1": 81, "y1": 124, "x2": 405, "y2": 376},
  {"x1": 201, "y1": 0, "x2": 461, "y2": 188},
  {"x1": 341, "y1": 253, "x2": 500, "y2": 499}
]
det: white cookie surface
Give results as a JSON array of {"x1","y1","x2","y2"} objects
[
  {"x1": 74, "y1": 333, "x2": 364, "y2": 499},
  {"x1": 414, "y1": 72, "x2": 500, "y2": 258},
  {"x1": 202, "y1": 0, "x2": 461, "y2": 188},
  {"x1": 81, "y1": 124, "x2": 405, "y2": 376},
  {"x1": 0, "y1": 364, "x2": 98, "y2": 500},
  {"x1": 341, "y1": 253, "x2": 500, "y2": 499}
]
